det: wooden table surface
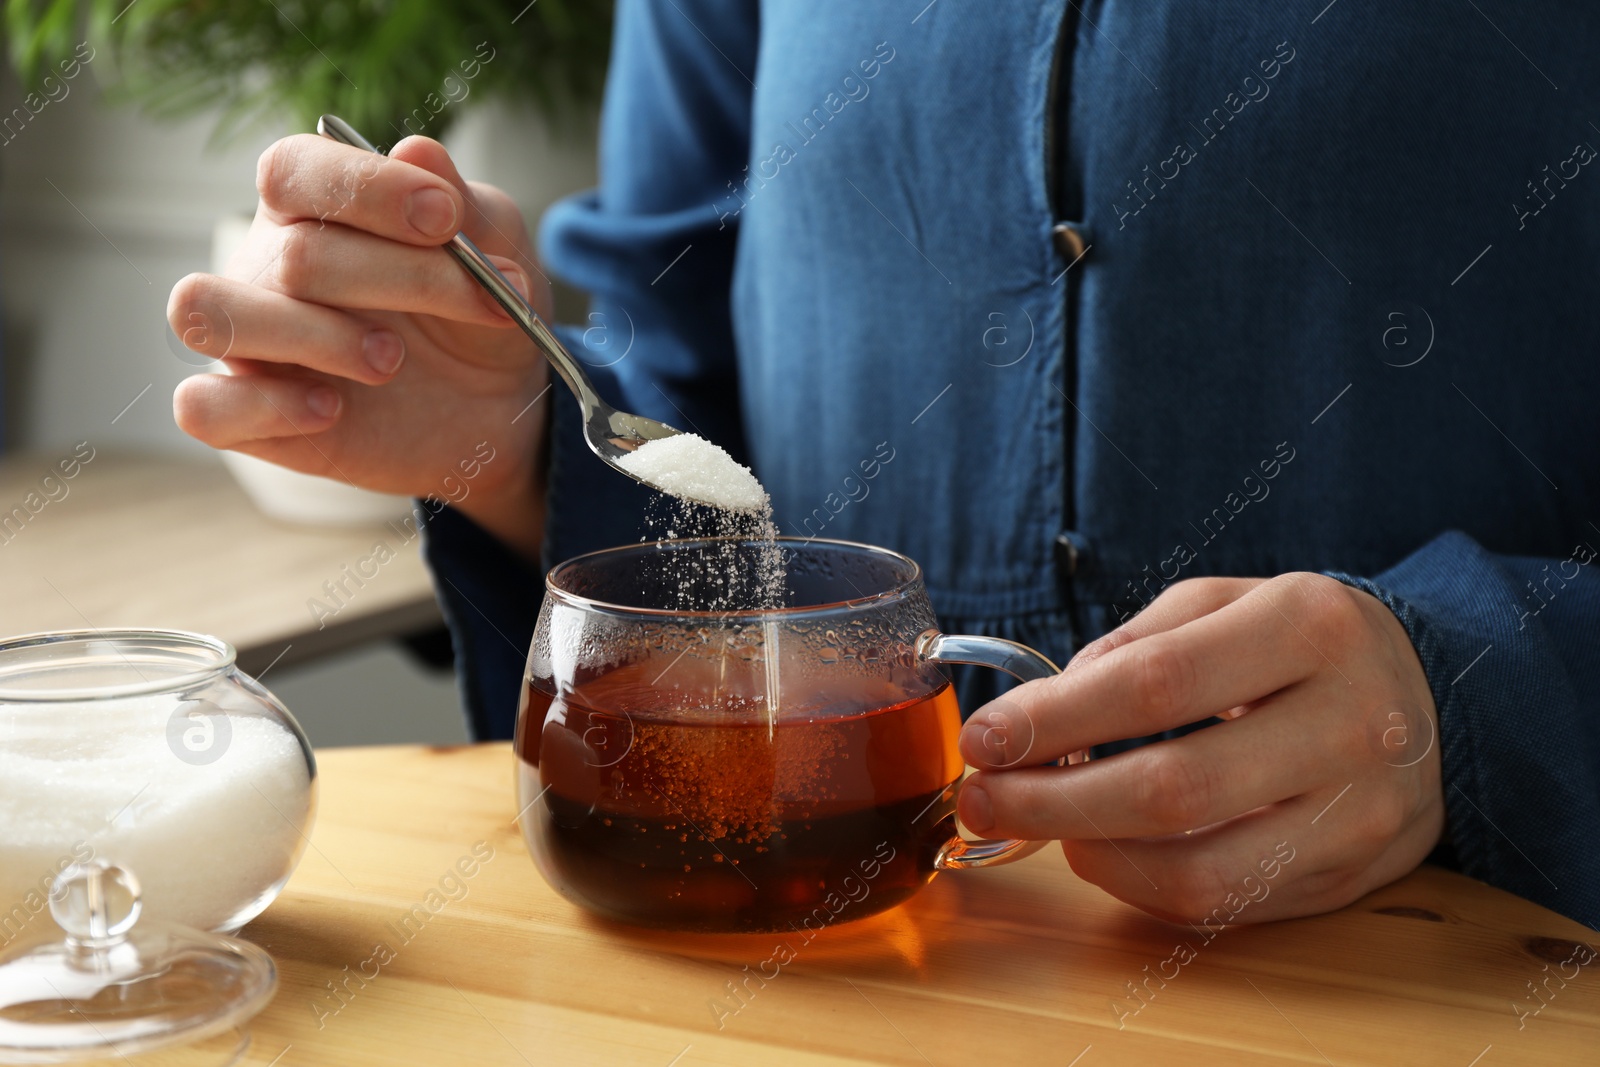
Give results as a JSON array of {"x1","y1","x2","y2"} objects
[
  {"x1": 232, "y1": 744, "x2": 1599, "y2": 1066},
  {"x1": 0, "y1": 452, "x2": 440, "y2": 674}
]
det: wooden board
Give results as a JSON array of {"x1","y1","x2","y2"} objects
[
  {"x1": 0, "y1": 452, "x2": 441, "y2": 674},
  {"x1": 231, "y1": 744, "x2": 1599, "y2": 1065}
]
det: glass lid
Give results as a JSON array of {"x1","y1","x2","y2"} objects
[{"x1": 0, "y1": 862, "x2": 276, "y2": 1064}]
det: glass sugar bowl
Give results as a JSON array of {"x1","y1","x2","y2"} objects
[{"x1": 0, "y1": 629, "x2": 317, "y2": 936}]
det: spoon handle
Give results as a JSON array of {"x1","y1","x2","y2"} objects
[{"x1": 315, "y1": 114, "x2": 601, "y2": 416}]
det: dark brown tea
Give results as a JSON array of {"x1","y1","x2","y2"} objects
[{"x1": 515, "y1": 652, "x2": 963, "y2": 932}]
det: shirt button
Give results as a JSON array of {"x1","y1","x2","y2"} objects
[
  {"x1": 1054, "y1": 532, "x2": 1081, "y2": 577},
  {"x1": 1053, "y1": 222, "x2": 1089, "y2": 264}
]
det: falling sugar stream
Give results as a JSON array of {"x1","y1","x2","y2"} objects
[
  {"x1": 630, "y1": 430, "x2": 787, "y2": 743},
  {"x1": 762, "y1": 618, "x2": 781, "y2": 741}
]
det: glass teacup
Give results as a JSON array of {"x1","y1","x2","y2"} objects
[{"x1": 515, "y1": 538, "x2": 1082, "y2": 933}]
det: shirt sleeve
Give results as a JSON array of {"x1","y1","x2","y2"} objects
[
  {"x1": 421, "y1": 0, "x2": 760, "y2": 740},
  {"x1": 1330, "y1": 530, "x2": 1600, "y2": 930}
]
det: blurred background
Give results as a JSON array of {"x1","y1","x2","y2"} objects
[{"x1": 0, "y1": 0, "x2": 610, "y2": 746}]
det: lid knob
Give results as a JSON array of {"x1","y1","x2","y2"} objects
[{"x1": 49, "y1": 861, "x2": 142, "y2": 945}]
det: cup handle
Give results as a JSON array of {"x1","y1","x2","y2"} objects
[{"x1": 915, "y1": 629, "x2": 1089, "y2": 870}]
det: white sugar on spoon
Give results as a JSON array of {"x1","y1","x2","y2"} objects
[{"x1": 616, "y1": 433, "x2": 770, "y2": 514}]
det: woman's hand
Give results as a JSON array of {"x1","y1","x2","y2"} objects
[
  {"x1": 168, "y1": 134, "x2": 552, "y2": 557},
  {"x1": 957, "y1": 573, "x2": 1445, "y2": 923}
]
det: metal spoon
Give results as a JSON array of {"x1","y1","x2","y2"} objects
[{"x1": 316, "y1": 114, "x2": 684, "y2": 484}]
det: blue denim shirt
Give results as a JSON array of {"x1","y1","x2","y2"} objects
[{"x1": 423, "y1": 1, "x2": 1600, "y2": 929}]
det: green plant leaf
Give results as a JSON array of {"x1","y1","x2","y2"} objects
[{"x1": 4, "y1": 0, "x2": 612, "y2": 143}]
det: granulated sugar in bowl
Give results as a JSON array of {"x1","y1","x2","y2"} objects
[{"x1": 0, "y1": 629, "x2": 316, "y2": 935}]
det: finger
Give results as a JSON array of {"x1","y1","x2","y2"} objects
[
  {"x1": 254, "y1": 222, "x2": 535, "y2": 329},
  {"x1": 1063, "y1": 805, "x2": 1307, "y2": 925},
  {"x1": 958, "y1": 579, "x2": 1257, "y2": 773},
  {"x1": 173, "y1": 372, "x2": 342, "y2": 449},
  {"x1": 223, "y1": 434, "x2": 368, "y2": 486},
  {"x1": 389, "y1": 137, "x2": 506, "y2": 251},
  {"x1": 388, "y1": 141, "x2": 545, "y2": 291},
  {"x1": 1064, "y1": 782, "x2": 1426, "y2": 925},
  {"x1": 464, "y1": 179, "x2": 556, "y2": 319},
  {"x1": 169, "y1": 273, "x2": 405, "y2": 384},
  {"x1": 256, "y1": 134, "x2": 466, "y2": 245},
  {"x1": 388, "y1": 138, "x2": 535, "y2": 265},
  {"x1": 960, "y1": 582, "x2": 1322, "y2": 763},
  {"x1": 1071, "y1": 578, "x2": 1260, "y2": 669},
  {"x1": 959, "y1": 687, "x2": 1330, "y2": 840}
]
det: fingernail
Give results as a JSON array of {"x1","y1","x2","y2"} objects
[
  {"x1": 306, "y1": 385, "x2": 341, "y2": 419},
  {"x1": 972, "y1": 703, "x2": 1008, "y2": 729},
  {"x1": 501, "y1": 266, "x2": 531, "y2": 301},
  {"x1": 363, "y1": 329, "x2": 405, "y2": 377},
  {"x1": 405, "y1": 187, "x2": 458, "y2": 238},
  {"x1": 959, "y1": 782, "x2": 995, "y2": 835},
  {"x1": 967, "y1": 707, "x2": 1010, "y2": 765},
  {"x1": 482, "y1": 266, "x2": 531, "y2": 320}
]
